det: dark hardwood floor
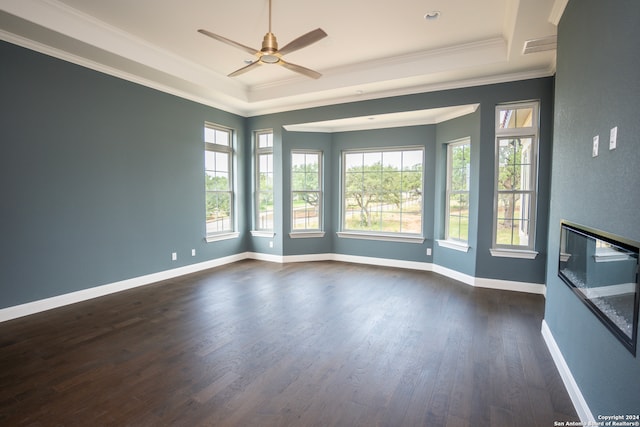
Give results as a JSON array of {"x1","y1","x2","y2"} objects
[{"x1": 0, "y1": 260, "x2": 578, "y2": 426}]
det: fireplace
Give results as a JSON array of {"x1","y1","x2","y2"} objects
[{"x1": 558, "y1": 221, "x2": 640, "y2": 355}]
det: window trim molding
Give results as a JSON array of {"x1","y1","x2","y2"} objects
[
  {"x1": 337, "y1": 231, "x2": 425, "y2": 244},
  {"x1": 290, "y1": 149, "x2": 323, "y2": 234},
  {"x1": 340, "y1": 145, "x2": 425, "y2": 238},
  {"x1": 251, "y1": 230, "x2": 276, "y2": 238},
  {"x1": 204, "y1": 122, "x2": 235, "y2": 239},
  {"x1": 289, "y1": 231, "x2": 326, "y2": 239},
  {"x1": 492, "y1": 101, "x2": 540, "y2": 253},
  {"x1": 437, "y1": 239, "x2": 471, "y2": 253},
  {"x1": 254, "y1": 129, "x2": 274, "y2": 232},
  {"x1": 445, "y1": 137, "x2": 471, "y2": 243},
  {"x1": 206, "y1": 232, "x2": 240, "y2": 243},
  {"x1": 489, "y1": 248, "x2": 539, "y2": 259}
]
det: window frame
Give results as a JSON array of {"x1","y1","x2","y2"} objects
[
  {"x1": 444, "y1": 137, "x2": 471, "y2": 245},
  {"x1": 253, "y1": 129, "x2": 275, "y2": 235},
  {"x1": 338, "y1": 146, "x2": 425, "y2": 244},
  {"x1": 204, "y1": 122, "x2": 238, "y2": 242},
  {"x1": 491, "y1": 101, "x2": 540, "y2": 258},
  {"x1": 290, "y1": 149, "x2": 324, "y2": 237}
]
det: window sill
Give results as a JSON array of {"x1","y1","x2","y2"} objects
[
  {"x1": 436, "y1": 239, "x2": 470, "y2": 253},
  {"x1": 206, "y1": 232, "x2": 240, "y2": 243},
  {"x1": 489, "y1": 248, "x2": 538, "y2": 259},
  {"x1": 289, "y1": 231, "x2": 326, "y2": 239},
  {"x1": 336, "y1": 232, "x2": 425, "y2": 244},
  {"x1": 251, "y1": 230, "x2": 275, "y2": 238}
]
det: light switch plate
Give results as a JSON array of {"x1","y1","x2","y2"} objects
[
  {"x1": 609, "y1": 126, "x2": 618, "y2": 150},
  {"x1": 592, "y1": 135, "x2": 599, "y2": 157}
]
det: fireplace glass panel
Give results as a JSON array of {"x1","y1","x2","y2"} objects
[{"x1": 559, "y1": 221, "x2": 639, "y2": 355}]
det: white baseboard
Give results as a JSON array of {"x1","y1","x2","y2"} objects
[
  {"x1": 0, "y1": 251, "x2": 546, "y2": 323},
  {"x1": 475, "y1": 277, "x2": 546, "y2": 295},
  {"x1": 541, "y1": 320, "x2": 594, "y2": 424},
  {"x1": 331, "y1": 254, "x2": 433, "y2": 272},
  {"x1": 0, "y1": 252, "x2": 251, "y2": 323}
]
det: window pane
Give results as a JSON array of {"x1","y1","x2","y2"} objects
[
  {"x1": 258, "y1": 192, "x2": 273, "y2": 229},
  {"x1": 204, "y1": 124, "x2": 234, "y2": 236},
  {"x1": 446, "y1": 140, "x2": 470, "y2": 242},
  {"x1": 291, "y1": 152, "x2": 305, "y2": 169},
  {"x1": 342, "y1": 148, "x2": 423, "y2": 235},
  {"x1": 258, "y1": 132, "x2": 273, "y2": 148},
  {"x1": 205, "y1": 126, "x2": 231, "y2": 146},
  {"x1": 215, "y1": 152, "x2": 229, "y2": 172},
  {"x1": 402, "y1": 150, "x2": 423, "y2": 170},
  {"x1": 383, "y1": 151, "x2": 402, "y2": 169},
  {"x1": 259, "y1": 153, "x2": 272, "y2": 173},
  {"x1": 292, "y1": 192, "x2": 320, "y2": 230},
  {"x1": 497, "y1": 138, "x2": 532, "y2": 191},
  {"x1": 344, "y1": 152, "x2": 362, "y2": 170},
  {"x1": 494, "y1": 102, "x2": 538, "y2": 249},
  {"x1": 363, "y1": 152, "x2": 382, "y2": 168},
  {"x1": 496, "y1": 193, "x2": 531, "y2": 246},
  {"x1": 402, "y1": 171, "x2": 422, "y2": 194},
  {"x1": 291, "y1": 150, "x2": 322, "y2": 232},
  {"x1": 498, "y1": 107, "x2": 534, "y2": 129},
  {"x1": 206, "y1": 192, "x2": 232, "y2": 233},
  {"x1": 401, "y1": 210, "x2": 422, "y2": 234}
]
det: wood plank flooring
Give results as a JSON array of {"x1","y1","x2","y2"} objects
[{"x1": 0, "y1": 260, "x2": 579, "y2": 426}]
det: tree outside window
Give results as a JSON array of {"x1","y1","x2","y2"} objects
[
  {"x1": 493, "y1": 102, "x2": 538, "y2": 250},
  {"x1": 255, "y1": 130, "x2": 274, "y2": 231},
  {"x1": 343, "y1": 148, "x2": 423, "y2": 235},
  {"x1": 205, "y1": 124, "x2": 234, "y2": 236},
  {"x1": 446, "y1": 139, "x2": 470, "y2": 241},
  {"x1": 291, "y1": 151, "x2": 322, "y2": 231}
]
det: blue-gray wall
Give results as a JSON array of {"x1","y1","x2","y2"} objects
[
  {"x1": 1, "y1": 36, "x2": 554, "y2": 310},
  {"x1": 434, "y1": 109, "x2": 481, "y2": 276},
  {"x1": 0, "y1": 41, "x2": 248, "y2": 309},
  {"x1": 544, "y1": 0, "x2": 640, "y2": 415},
  {"x1": 249, "y1": 77, "x2": 554, "y2": 284}
]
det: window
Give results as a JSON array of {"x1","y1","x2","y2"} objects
[
  {"x1": 492, "y1": 101, "x2": 539, "y2": 256},
  {"x1": 341, "y1": 147, "x2": 423, "y2": 239},
  {"x1": 445, "y1": 138, "x2": 471, "y2": 242},
  {"x1": 204, "y1": 123, "x2": 235, "y2": 240},
  {"x1": 255, "y1": 130, "x2": 274, "y2": 231},
  {"x1": 291, "y1": 150, "x2": 323, "y2": 234}
]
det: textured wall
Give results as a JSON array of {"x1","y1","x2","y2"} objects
[
  {"x1": 544, "y1": 0, "x2": 640, "y2": 415},
  {"x1": 0, "y1": 41, "x2": 247, "y2": 308}
]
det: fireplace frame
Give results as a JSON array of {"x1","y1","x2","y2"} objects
[{"x1": 558, "y1": 220, "x2": 640, "y2": 355}]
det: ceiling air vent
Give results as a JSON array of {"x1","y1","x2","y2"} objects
[{"x1": 523, "y1": 35, "x2": 557, "y2": 54}]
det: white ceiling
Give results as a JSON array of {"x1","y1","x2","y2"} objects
[{"x1": 0, "y1": 0, "x2": 566, "y2": 117}]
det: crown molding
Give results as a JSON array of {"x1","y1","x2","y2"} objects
[
  {"x1": 549, "y1": 0, "x2": 569, "y2": 26},
  {"x1": 0, "y1": 29, "x2": 250, "y2": 116},
  {"x1": 247, "y1": 37, "x2": 508, "y2": 103},
  {"x1": 1, "y1": 0, "x2": 558, "y2": 117}
]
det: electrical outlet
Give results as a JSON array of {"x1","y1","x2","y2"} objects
[
  {"x1": 592, "y1": 135, "x2": 599, "y2": 157},
  {"x1": 269, "y1": 241, "x2": 274, "y2": 248},
  {"x1": 426, "y1": 248, "x2": 432, "y2": 256},
  {"x1": 171, "y1": 252, "x2": 177, "y2": 261},
  {"x1": 191, "y1": 249, "x2": 196, "y2": 257}
]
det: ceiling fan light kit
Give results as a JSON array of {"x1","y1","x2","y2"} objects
[{"x1": 198, "y1": 0, "x2": 327, "y2": 79}]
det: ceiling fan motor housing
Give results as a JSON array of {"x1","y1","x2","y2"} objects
[
  {"x1": 261, "y1": 32, "x2": 278, "y2": 53},
  {"x1": 260, "y1": 32, "x2": 281, "y2": 63}
]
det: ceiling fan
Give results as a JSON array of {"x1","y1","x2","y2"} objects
[{"x1": 198, "y1": 0, "x2": 327, "y2": 79}]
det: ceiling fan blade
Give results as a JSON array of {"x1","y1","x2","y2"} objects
[
  {"x1": 198, "y1": 29, "x2": 258, "y2": 55},
  {"x1": 228, "y1": 61, "x2": 262, "y2": 77},
  {"x1": 279, "y1": 59, "x2": 322, "y2": 79},
  {"x1": 278, "y1": 28, "x2": 327, "y2": 56}
]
